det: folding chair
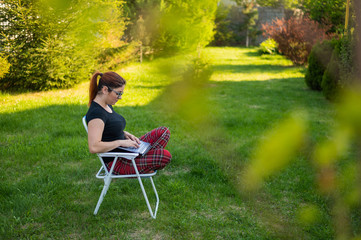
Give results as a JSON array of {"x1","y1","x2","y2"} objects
[{"x1": 82, "y1": 116, "x2": 159, "y2": 219}]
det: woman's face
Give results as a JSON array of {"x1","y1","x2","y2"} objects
[{"x1": 106, "y1": 85, "x2": 125, "y2": 105}]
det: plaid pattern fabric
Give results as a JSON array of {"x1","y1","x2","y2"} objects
[{"x1": 107, "y1": 127, "x2": 171, "y2": 175}]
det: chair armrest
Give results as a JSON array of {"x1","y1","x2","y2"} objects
[{"x1": 98, "y1": 152, "x2": 139, "y2": 158}]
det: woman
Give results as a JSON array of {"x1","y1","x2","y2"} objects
[{"x1": 86, "y1": 71, "x2": 171, "y2": 174}]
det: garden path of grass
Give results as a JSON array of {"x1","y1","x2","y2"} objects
[{"x1": 1, "y1": 47, "x2": 335, "y2": 239}]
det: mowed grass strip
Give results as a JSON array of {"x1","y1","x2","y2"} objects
[{"x1": 0, "y1": 47, "x2": 337, "y2": 239}]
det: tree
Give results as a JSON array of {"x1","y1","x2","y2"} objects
[
  {"x1": 122, "y1": 0, "x2": 218, "y2": 57},
  {"x1": 152, "y1": 0, "x2": 219, "y2": 55},
  {"x1": 256, "y1": 0, "x2": 301, "y2": 9},
  {"x1": 135, "y1": 15, "x2": 146, "y2": 62},
  {"x1": 236, "y1": 0, "x2": 259, "y2": 47},
  {"x1": 300, "y1": 0, "x2": 347, "y2": 33},
  {"x1": 0, "y1": 0, "x2": 125, "y2": 90},
  {"x1": 122, "y1": 0, "x2": 161, "y2": 42},
  {"x1": 210, "y1": 2, "x2": 235, "y2": 46}
]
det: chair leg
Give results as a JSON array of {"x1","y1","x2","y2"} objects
[
  {"x1": 136, "y1": 176, "x2": 159, "y2": 219},
  {"x1": 130, "y1": 158, "x2": 159, "y2": 219},
  {"x1": 94, "y1": 157, "x2": 118, "y2": 215},
  {"x1": 94, "y1": 177, "x2": 112, "y2": 215},
  {"x1": 150, "y1": 177, "x2": 159, "y2": 218}
]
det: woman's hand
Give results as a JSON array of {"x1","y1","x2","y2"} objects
[
  {"x1": 124, "y1": 131, "x2": 141, "y2": 144},
  {"x1": 121, "y1": 139, "x2": 140, "y2": 148}
]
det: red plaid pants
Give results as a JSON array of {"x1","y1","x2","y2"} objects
[{"x1": 107, "y1": 127, "x2": 171, "y2": 174}]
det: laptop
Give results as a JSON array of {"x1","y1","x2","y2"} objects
[
  {"x1": 117, "y1": 141, "x2": 151, "y2": 156},
  {"x1": 116, "y1": 128, "x2": 169, "y2": 156}
]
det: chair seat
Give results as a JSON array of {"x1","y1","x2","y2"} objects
[{"x1": 96, "y1": 166, "x2": 157, "y2": 179}]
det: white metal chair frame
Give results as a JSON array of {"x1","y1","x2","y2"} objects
[{"x1": 82, "y1": 116, "x2": 159, "y2": 219}]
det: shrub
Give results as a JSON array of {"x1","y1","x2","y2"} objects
[
  {"x1": 262, "y1": 15, "x2": 331, "y2": 65},
  {"x1": 259, "y1": 38, "x2": 278, "y2": 55},
  {"x1": 0, "y1": 55, "x2": 10, "y2": 79},
  {"x1": 321, "y1": 47, "x2": 341, "y2": 101},
  {"x1": 337, "y1": 35, "x2": 358, "y2": 88},
  {"x1": 321, "y1": 35, "x2": 358, "y2": 101},
  {"x1": 305, "y1": 40, "x2": 335, "y2": 91}
]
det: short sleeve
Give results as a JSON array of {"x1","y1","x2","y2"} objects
[{"x1": 86, "y1": 102, "x2": 107, "y2": 125}]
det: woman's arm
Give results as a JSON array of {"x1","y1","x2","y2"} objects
[{"x1": 87, "y1": 119, "x2": 139, "y2": 154}]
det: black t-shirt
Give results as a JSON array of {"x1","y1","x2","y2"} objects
[
  {"x1": 86, "y1": 101, "x2": 127, "y2": 163},
  {"x1": 86, "y1": 101, "x2": 126, "y2": 141}
]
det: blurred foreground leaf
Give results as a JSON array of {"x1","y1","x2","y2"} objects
[{"x1": 242, "y1": 111, "x2": 308, "y2": 191}]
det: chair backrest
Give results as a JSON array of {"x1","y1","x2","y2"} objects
[
  {"x1": 82, "y1": 116, "x2": 111, "y2": 175},
  {"x1": 82, "y1": 116, "x2": 88, "y2": 133}
]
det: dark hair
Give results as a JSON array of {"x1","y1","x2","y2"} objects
[{"x1": 88, "y1": 71, "x2": 126, "y2": 106}]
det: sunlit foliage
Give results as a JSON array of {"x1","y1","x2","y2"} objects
[
  {"x1": 0, "y1": 0, "x2": 125, "y2": 90},
  {"x1": 0, "y1": 54, "x2": 10, "y2": 79},
  {"x1": 153, "y1": 0, "x2": 218, "y2": 55}
]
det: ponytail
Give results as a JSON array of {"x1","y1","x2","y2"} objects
[
  {"x1": 88, "y1": 71, "x2": 102, "y2": 106},
  {"x1": 88, "y1": 71, "x2": 126, "y2": 107}
]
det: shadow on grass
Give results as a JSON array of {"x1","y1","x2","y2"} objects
[
  {"x1": 212, "y1": 64, "x2": 298, "y2": 74},
  {"x1": 132, "y1": 85, "x2": 165, "y2": 90},
  {"x1": 243, "y1": 49, "x2": 262, "y2": 57}
]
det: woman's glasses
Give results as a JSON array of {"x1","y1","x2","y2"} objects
[{"x1": 107, "y1": 86, "x2": 123, "y2": 99}]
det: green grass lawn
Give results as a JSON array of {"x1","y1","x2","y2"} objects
[{"x1": 0, "y1": 47, "x2": 340, "y2": 239}]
